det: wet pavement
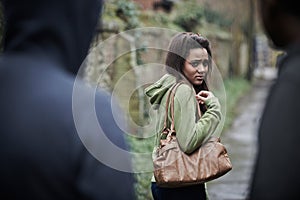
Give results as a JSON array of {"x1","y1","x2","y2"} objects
[{"x1": 207, "y1": 67, "x2": 277, "y2": 200}]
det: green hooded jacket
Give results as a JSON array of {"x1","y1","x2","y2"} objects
[{"x1": 145, "y1": 74, "x2": 222, "y2": 154}]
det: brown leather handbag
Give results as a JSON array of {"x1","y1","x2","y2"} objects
[{"x1": 153, "y1": 83, "x2": 232, "y2": 188}]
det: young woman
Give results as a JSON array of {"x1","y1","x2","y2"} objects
[{"x1": 145, "y1": 32, "x2": 222, "y2": 200}]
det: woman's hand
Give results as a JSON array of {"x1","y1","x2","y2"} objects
[{"x1": 195, "y1": 91, "x2": 215, "y2": 104}]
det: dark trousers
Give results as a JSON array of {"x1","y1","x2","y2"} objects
[{"x1": 151, "y1": 182, "x2": 206, "y2": 200}]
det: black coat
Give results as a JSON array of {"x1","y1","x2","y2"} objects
[
  {"x1": 250, "y1": 44, "x2": 300, "y2": 199},
  {"x1": 0, "y1": 0, "x2": 135, "y2": 199}
]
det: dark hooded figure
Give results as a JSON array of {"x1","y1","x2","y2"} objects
[
  {"x1": 250, "y1": 0, "x2": 300, "y2": 199},
  {"x1": 0, "y1": 0, "x2": 135, "y2": 199}
]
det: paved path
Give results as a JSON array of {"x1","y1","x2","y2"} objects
[{"x1": 207, "y1": 68, "x2": 276, "y2": 200}]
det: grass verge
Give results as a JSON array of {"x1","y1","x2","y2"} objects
[{"x1": 223, "y1": 77, "x2": 251, "y2": 132}]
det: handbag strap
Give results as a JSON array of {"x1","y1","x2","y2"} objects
[
  {"x1": 162, "y1": 82, "x2": 182, "y2": 134},
  {"x1": 162, "y1": 82, "x2": 203, "y2": 136},
  {"x1": 162, "y1": 83, "x2": 177, "y2": 132},
  {"x1": 170, "y1": 83, "x2": 182, "y2": 132}
]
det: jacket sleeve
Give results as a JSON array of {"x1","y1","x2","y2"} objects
[{"x1": 173, "y1": 84, "x2": 222, "y2": 154}]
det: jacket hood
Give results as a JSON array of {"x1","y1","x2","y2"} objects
[
  {"x1": 1, "y1": 0, "x2": 102, "y2": 74},
  {"x1": 145, "y1": 74, "x2": 176, "y2": 106}
]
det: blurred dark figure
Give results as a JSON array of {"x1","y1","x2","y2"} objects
[
  {"x1": 0, "y1": 0, "x2": 135, "y2": 199},
  {"x1": 250, "y1": 0, "x2": 300, "y2": 199}
]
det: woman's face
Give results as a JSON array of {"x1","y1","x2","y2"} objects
[{"x1": 183, "y1": 48, "x2": 209, "y2": 86}]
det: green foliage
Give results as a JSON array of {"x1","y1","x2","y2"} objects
[
  {"x1": 139, "y1": 11, "x2": 182, "y2": 31},
  {"x1": 134, "y1": 172, "x2": 153, "y2": 200},
  {"x1": 173, "y1": 1, "x2": 204, "y2": 32},
  {"x1": 115, "y1": 0, "x2": 141, "y2": 29},
  {"x1": 101, "y1": 0, "x2": 142, "y2": 32},
  {"x1": 203, "y1": 8, "x2": 233, "y2": 29},
  {"x1": 153, "y1": 13, "x2": 170, "y2": 25},
  {"x1": 172, "y1": 1, "x2": 233, "y2": 32},
  {"x1": 223, "y1": 77, "x2": 251, "y2": 131},
  {"x1": 126, "y1": 136, "x2": 154, "y2": 200}
]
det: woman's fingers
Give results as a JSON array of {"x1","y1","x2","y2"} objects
[{"x1": 195, "y1": 91, "x2": 214, "y2": 104}]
